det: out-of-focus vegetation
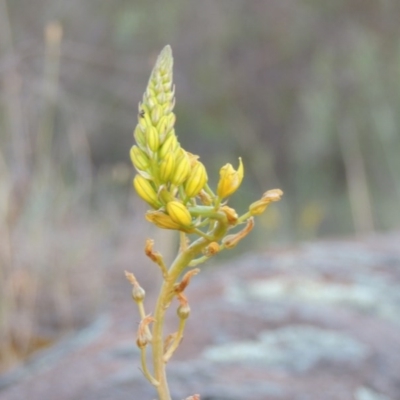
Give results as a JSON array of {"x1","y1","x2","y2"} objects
[{"x1": 1, "y1": 0, "x2": 400, "y2": 371}]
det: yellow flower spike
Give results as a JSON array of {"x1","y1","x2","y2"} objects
[
  {"x1": 130, "y1": 145, "x2": 150, "y2": 171},
  {"x1": 144, "y1": 46, "x2": 173, "y2": 106},
  {"x1": 158, "y1": 134, "x2": 178, "y2": 159},
  {"x1": 159, "y1": 151, "x2": 176, "y2": 183},
  {"x1": 217, "y1": 157, "x2": 244, "y2": 199},
  {"x1": 220, "y1": 205, "x2": 238, "y2": 225},
  {"x1": 171, "y1": 149, "x2": 191, "y2": 186},
  {"x1": 184, "y1": 161, "x2": 208, "y2": 198},
  {"x1": 166, "y1": 201, "x2": 193, "y2": 227},
  {"x1": 146, "y1": 126, "x2": 160, "y2": 153},
  {"x1": 133, "y1": 45, "x2": 175, "y2": 162},
  {"x1": 249, "y1": 189, "x2": 284, "y2": 216},
  {"x1": 133, "y1": 175, "x2": 161, "y2": 209},
  {"x1": 145, "y1": 210, "x2": 182, "y2": 230}
]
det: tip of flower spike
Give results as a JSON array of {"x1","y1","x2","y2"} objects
[
  {"x1": 155, "y1": 45, "x2": 173, "y2": 72},
  {"x1": 160, "y1": 45, "x2": 172, "y2": 57}
]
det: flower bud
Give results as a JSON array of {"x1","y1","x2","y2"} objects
[
  {"x1": 132, "y1": 286, "x2": 145, "y2": 302},
  {"x1": 125, "y1": 271, "x2": 145, "y2": 302},
  {"x1": 130, "y1": 145, "x2": 150, "y2": 171},
  {"x1": 146, "y1": 210, "x2": 182, "y2": 230},
  {"x1": 134, "y1": 125, "x2": 146, "y2": 149},
  {"x1": 159, "y1": 151, "x2": 176, "y2": 183},
  {"x1": 158, "y1": 134, "x2": 178, "y2": 159},
  {"x1": 217, "y1": 157, "x2": 244, "y2": 199},
  {"x1": 166, "y1": 113, "x2": 176, "y2": 131},
  {"x1": 133, "y1": 175, "x2": 161, "y2": 209},
  {"x1": 146, "y1": 126, "x2": 160, "y2": 153},
  {"x1": 184, "y1": 162, "x2": 208, "y2": 198},
  {"x1": 171, "y1": 149, "x2": 191, "y2": 186},
  {"x1": 177, "y1": 304, "x2": 190, "y2": 320},
  {"x1": 156, "y1": 116, "x2": 168, "y2": 142},
  {"x1": 138, "y1": 116, "x2": 148, "y2": 133},
  {"x1": 151, "y1": 104, "x2": 163, "y2": 125},
  {"x1": 186, "y1": 152, "x2": 200, "y2": 168},
  {"x1": 166, "y1": 201, "x2": 192, "y2": 227}
]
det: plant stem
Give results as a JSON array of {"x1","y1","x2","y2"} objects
[
  {"x1": 163, "y1": 318, "x2": 186, "y2": 363},
  {"x1": 152, "y1": 223, "x2": 227, "y2": 400}
]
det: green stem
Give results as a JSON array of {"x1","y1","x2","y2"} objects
[
  {"x1": 163, "y1": 318, "x2": 186, "y2": 363},
  {"x1": 140, "y1": 346, "x2": 159, "y2": 386},
  {"x1": 151, "y1": 223, "x2": 227, "y2": 400}
]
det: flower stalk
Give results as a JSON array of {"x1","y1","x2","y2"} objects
[{"x1": 125, "y1": 45, "x2": 283, "y2": 400}]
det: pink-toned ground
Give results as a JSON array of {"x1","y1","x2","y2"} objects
[{"x1": 1, "y1": 232, "x2": 400, "y2": 400}]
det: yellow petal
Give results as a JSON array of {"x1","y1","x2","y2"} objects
[{"x1": 217, "y1": 157, "x2": 244, "y2": 199}]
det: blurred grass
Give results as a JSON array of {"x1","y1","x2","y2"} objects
[{"x1": 1, "y1": 0, "x2": 400, "y2": 372}]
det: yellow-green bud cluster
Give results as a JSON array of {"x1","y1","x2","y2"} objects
[
  {"x1": 131, "y1": 46, "x2": 209, "y2": 231},
  {"x1": 131, "y1": 45, "x2": 282, "y2": 236}
]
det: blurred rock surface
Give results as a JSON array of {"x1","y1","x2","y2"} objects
[{"x1": 0, "y1": 232, "x2": 400, "y2": 400}]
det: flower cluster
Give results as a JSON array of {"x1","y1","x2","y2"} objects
[{"x1": 131, "y1": 45, "x2": 282, "y2": 253}]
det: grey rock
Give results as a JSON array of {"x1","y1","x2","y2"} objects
[{"x1": 203, "y1": 324, "x2": 369, "y2": 372}]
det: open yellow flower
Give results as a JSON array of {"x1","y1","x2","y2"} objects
[{"x1": 217, "y1": 157, "x2": 244, "y2": 199}]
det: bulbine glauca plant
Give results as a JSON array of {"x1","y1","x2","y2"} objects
[{"x1": 125, "y1": 45, "x2": 283, "y2": 400}]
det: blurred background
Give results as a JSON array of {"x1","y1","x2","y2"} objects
[{"x1": 1, "y1": 0, "x2": 400, "y2": 376}]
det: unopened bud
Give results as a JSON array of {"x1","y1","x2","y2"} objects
[
  {"x1": 146, "y1": 126, "x2": 160, "y2": 153},
  {"x1": 171, "y1": 149, "x2": 191, "y2": 186},
  {"x1": 134, "y1": 125, "x2": 146, "y2": 149},
  {"x1": 130, "y1": 145, "x2": 150, "y2": 171},
  {"x1": 133, "y1": 175, "x2": 161, "y2": 209},
  {"x1": 159, "y1": 151, "x2": 176, "y2": 183},
  {"x1": 166, "y1": 201, "x2": 192, "y2": 227},
  {"x1": 151, "y1": 104, "x2": 163, "y2": 125},
  {"x1": 132, "y1": 286, "x2": 145, "y2": 302},
  {"x1": 158, "y1": 134, "x2": 178, "y2": 159},
  {"x1": 156, "y1": 116, "x2": 168, "y2": 142},
  {"x1": 184, "y1": 162, "x2": 208, "y2": 198},
  {"x1": 177, "y1": 304, "x2": 190, "y2": 320},
  {"x1": 186, "y1": 152, "x2": 200, "y2": 168},
  {"x1": 146, "y1": 210, "x2": 182, "y2": 230}
]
